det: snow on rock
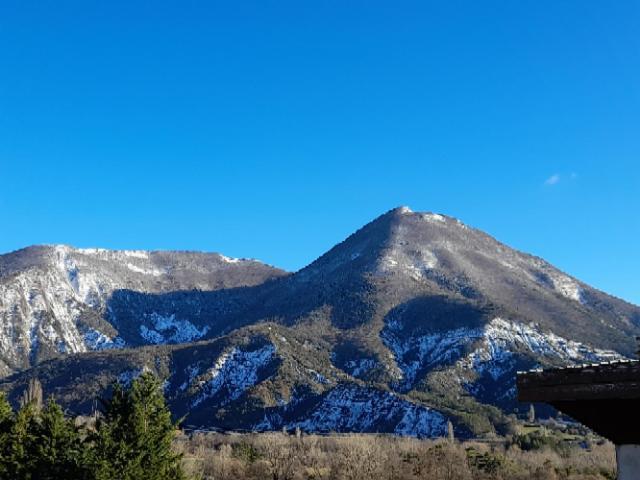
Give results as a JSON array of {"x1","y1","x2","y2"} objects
[
  {"x1": 383, "y1": 317, "x2": 621, "y2": 389},
  {"x1": 421, "y1": 213, "x2": 446, "y2": 223},
  {"x1": 382, "y1": 319, "x2": 470, "y2": 385},
  {"x1": 342, "y1": 358, "x2": 377, "y2": 378},
  {"x1": 550, "y1": 274, "x2": 584, "y2": 303},
  {"x1": 455, "y1": 318, "x2": 620, "y2": 400},
  {"x1": 219, "y1": 254, "x2": 242, "y2": 264},
  {"x1": 191, "y1": 344, "x2": 275, "y2": 407},
  {"x1": 54, "y1": 246, "x2": 112, "y2": 306},
  {"x1": 139, "y1": 313, "x2": 210, "y2": 344},
  {"x1": 458, "y1": 318, "x2": 619, "y2": 373},
  {"x1": 83, "y1": 329, "x2": 125, "y2": 350},
  {"x1": 0, "y1": 268, "x2": 89, "y2": 372},
  {"x1": 527, "y1": 259, "x2": 586, "y2": 304},
  {"x1": 218, "y1": 254, "x2": 259, "y2": 264},
  {"x1": 306, "y1": 369, "x2": 331, "y2": 385},
  {"x1": 125, "y1": 263, "x2": 164, "y2": 276},
  {"x1": 290, "y1": 385, "x2": 447, "y2": 438},
  {"x1": 139, "y1": 326, "x2": 165, "y2": 344},
  {"x1": 122, "y1": 250, "x2": 150, "y2": 259},
  {"x1": 75, "y1": 248, "x2": 110, "y2": 256},
  {"x1": 117, "y1": 368, "x2": 143, "y2": 386},
  {"x1": 379, "y1": 245, "x2": 438, "y2": 281},
  {"x1": 0, "y1": 244, "x2": 256, "y2": 374},
  {"x1": 179, "y1": 364, "x2": 202, "y2": 392},
  {"x1": 76, "y1": 247, "x2": 149, "y2": 260}
]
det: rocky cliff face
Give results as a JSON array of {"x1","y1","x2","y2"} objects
[
  {"x1": 0, "y1": 245, "x2": 286, "y2": 375},
  {"x1": 1, "y1": 208, "x2": 638, "y2": 438}
]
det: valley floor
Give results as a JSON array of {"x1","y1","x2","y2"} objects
[{"x1": 175, "y1": 431, "x2": 616, "y2": 480}]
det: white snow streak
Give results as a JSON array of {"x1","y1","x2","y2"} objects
[
  {"x1": 191, "y1": 345, "x2": 275, "y2": 407},
  {"x1": 139, "y1": 313, "x2": 210, "y2": 344}
]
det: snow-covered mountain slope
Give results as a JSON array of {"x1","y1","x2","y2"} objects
[
  {"x1": 373, "y1": 208, "x2": 639, "y2": 347},
  {"x1": 225, "y1": 207, "x2": 640, "y2": 355},
  {"x1": 0, "y1": 316, "x2": 623, "y2": 438},
  {"x1": 383, "y1": 316, "x2": 621, "y2": 403},
  {"x1": 0, "y1": 245, "x2": 286, "y2": 375},
  {"x1": 0, "y1": 324, "x2": 447, "y2": 438},
  {"x1": 1, "y1": 207, "x2": 639, "y2": 437},
  {"x1": 283, "y1": 385, "x2": 447, "y2": 437}
]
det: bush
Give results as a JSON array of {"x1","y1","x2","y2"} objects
[{"x1": 177, "y1": 432, "x2": 616, "y2": 480}]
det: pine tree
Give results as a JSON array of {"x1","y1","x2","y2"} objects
[
  {"x1": 31, "y1": 398, "x2": 88, "y2": 479},
  {"x1": 0, "y1": 392, "x2": 12, "y2": 425},
  {"x1": 0, "y1": 392, "x2": 15, "y2": 478},
  {"x1": 7, "y1": 402, "x2": 39, "y2": 478},
  {"x1": 90, "y1": 372, "x2": 187, "y2": 480},
  {"x1": 0, "y1": 393, "x2": 89, "y2": 480}
]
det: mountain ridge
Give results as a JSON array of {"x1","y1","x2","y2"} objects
[
  {"x1": 1, "y1": 207, "x2": 638, "y2": 438},
  {"x1": 0, "y1": 244, "x2": 287, "y2": 375}
]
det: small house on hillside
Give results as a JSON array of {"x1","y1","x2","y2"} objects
[{"x1": 517, "y1": 359, "x2": 640, "y2": 480}]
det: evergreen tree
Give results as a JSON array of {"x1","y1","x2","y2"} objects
[
  {"x1": 90, "y1": 372, "x2": 187, "y2": 480},
  {"x1": 30, "y1": 399, "x2": 88, "y2": 479},
  {"x1": 6, "y1": 402, "x2": 39, "y2": 478},
  {"x1": 0, "y1": 374, "x2": 187, "y2": 479},
  {"x1": 0, "y1": 392, "x2": 12, "y2": 425},
  {"x1": 0, "y1": 392, "x2": 15, "y2": 478},
  {"x1": 0, "y1": 393, "x2": 88, "y2": 480}
]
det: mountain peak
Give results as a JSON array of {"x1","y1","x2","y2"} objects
[
  {"x1": 393, "y1": 205, "x2": 414, "y2": 215},
  {"x1": 386, "y1": 206, "x2": 459, "y2": 225}
]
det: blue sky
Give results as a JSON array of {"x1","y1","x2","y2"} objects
[{"x1": 0, "y1": 1, "x2": 638, "y2": 305}]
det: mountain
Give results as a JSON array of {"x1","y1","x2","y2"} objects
[
  {"x1": 1, "y1": 208, "x2": 638, "y2": 438},
  {"x1": 0, "y1": 245, "x2": 287, "y2": 375}
]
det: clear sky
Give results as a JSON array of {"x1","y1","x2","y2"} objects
[{"x1": 1, "y1": 1, "x2": 638, "y2": 305}]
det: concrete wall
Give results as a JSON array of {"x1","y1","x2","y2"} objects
[{"x1": 616, "y1": 445, "x2": 640, "y2": 480}]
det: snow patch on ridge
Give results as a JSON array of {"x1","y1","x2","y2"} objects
[
  {"x1": 343, "y1": 358, "x2": 377, "y2": 378},
  {"x1": 54, "y1": 247, "x2": 111, "y2": 306},
  {"x1": 83, "y1": 329, "x2": 125, "y2": 350},
  {"x1": 380, "y1": 247, "x2": 438, "y2": 281},
  {"x1": 179, "y1": 364, "x2": 202, "y2": 391},
  {"x1": 288, "y1": 385, "x2": 447, "y2": 438},
  {"x1": 117, "y1": 368, "x2": 145, "y2": 386},
  {"x1": 529, "y1": 259, "x2": 586, "y2": 304},
  {"x1": 550, "y1": 274, "x2": 584, "y2": 303},
  {"x1": 125, "y1": 263, "x2": 164, "y2": 276},
  {"x1": 383, "y1": 317, "x2": 620, "y2": 389},
  {"x1": 219, "y1": 254, "x2": 242, "y2": 263},
  {"x1": 422, "y1": 213, "x2": 446, "y2": 223},
  {"x1": 75, "y1": 248, "x2": 149, "y2": 259},
  {"x1": 191, "y1": 345, "x2": 275, "y2": 407},
  {"x1": 122, "y1": 250, "x2": 149, "y2": 259},
  {"x1": 139, "y1": 313, "x2": 209, "y2": 344}
]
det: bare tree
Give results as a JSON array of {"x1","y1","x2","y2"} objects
[
  {"x1": 255, "y1": 433, "x2": 300, "y2": 480},
  {"x1": 298, "y1": 435, "x2": 328, "y2": 480},
  {"x1": 528, "y1": 404, "x2": 536, "y2": 424},
  {"x1": 20, "y1": 377, "x2": 43, "y2": 410},
  {"x1": 447, "y1": 420, "x2": 455, "y2": 443},
  {"x1": 331, "y1": 436, "x2": 388, "y2": 480}
]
